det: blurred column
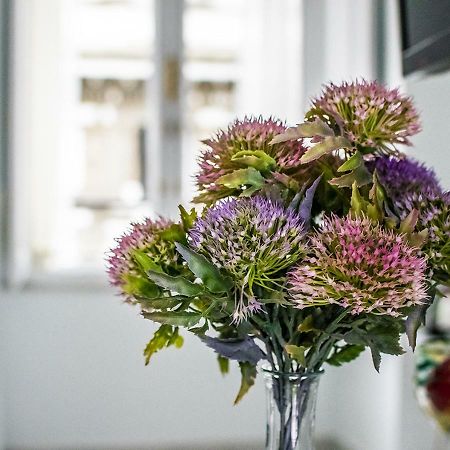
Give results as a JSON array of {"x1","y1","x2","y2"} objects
[
  {"x1": 237, "y1": 0, "x2": 304, "y2": 123},
  {"x1": 148, "y1": 0, "x2": 184, "y2": 218}
]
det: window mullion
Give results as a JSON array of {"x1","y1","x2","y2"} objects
[{"x1": 148, "y1": 0, "x2": 184, "y2": 218}]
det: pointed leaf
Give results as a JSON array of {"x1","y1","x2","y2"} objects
[
  {"x1": 122, "y1": 274, "x2": 161, "y2": 298},
  {"x1": 327, "y1": 345, "x2": 365, "y2": 367},
  {"x1": 271, "y1": 172, "x2": 300, "y2": 191},
  {"x1": 179, "y1": 205, "x2": 197, "y2": 231},
  {"x1": 216, "y1": 167, "x2": 265, "y2": 189},
  {"x1": 350, "y1": 182, "x2": 370, "y2": 217},
  {"x1": 270, "y1": 119, "x2": 334, "y2": 144},
  {"x1": 295, "y1": 118, "x2": 335, "y2": 137},
  {"x1": 142, "y1": 310, "x2": 202, "y2": 327},
  {"x1": 300, "y1": 136, "x2": 351, "y2": 164},
  {"x1": 138, "y1": 296, "x2": 185, "y2": 310},
  {"x1": 406, "y1": 304, "x2": 429, "y2": 350},
  {"x1": 285, "y1": 344, "x2": 307, "y2": 365},
  {"x1": 218, "y1": 355, "x2": 230, "y2": 375},
  {"x1": 147, "y1": 270, "x2": 204, "y2": 297},
  {"x1": 298, "y1": 176, "x2": 322, "y2": 226},
  {"x1": 399, "y1": 209, "x2": 419, "y2": 235},
  {"x1": 158, "y1": 223, "x2": 186, "y2": 243},
  {"x1": 143, "y1": 324, "x2": 184, "y2": 365},
  {"x1": 369, "y1": 343, "x2": 381, "y2": 372},
  {"x1": 175, "y1": 243, "x2": 233, "y2": 293},
  {"x1": 231, "y1": 150, "x2": 277, "y2": 172},
  {"x1": 200, "y1": 336, "x2": 266, "y2": 365},
  {"x1": 337, "y1": 151, "x2": 363, "y2": 173},
  {"x1": 234, "y1": 362, "x2": 257, "y2": 404},
  {"x1": 269, "y1": 126, "x2": 304, "y2": 144},
  {"x1": 132, "y1": 250, "x2": 163, "y2": 273},
  {"x1": 329, "y1": 163, "x2": 372, "y2": 188}
]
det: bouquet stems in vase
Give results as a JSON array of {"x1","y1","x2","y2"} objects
[{"x1": 107, "y1": 80, "x2": 450, "y2": 450}]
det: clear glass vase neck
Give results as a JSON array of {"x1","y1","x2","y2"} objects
[{"x1": 262, "y1": 368, "x2": 322, "y2": 450}]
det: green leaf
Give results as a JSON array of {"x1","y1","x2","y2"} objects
[
  {"x1": 234, "y1": 362, "x2": 257, "y2": 405},
  {"x1": 300, "y1": 136, "x2": 351, "y2": 164},
  {"x1": 218, "y1": 355, "x2": 230, "y2": 375},
  {"x1": 296, "y1": 119, "x2": 335, "y2": 137},
  {"x1": 122, "y1": 274, "x2": 160, "y2": 298},
  {"x1": 216, "y1": 167, "x2": 265, "y2": 189},
  {"x1": 285, "y1": 345, "x2": 307, "y2": 365},
  {"x1": 297, "y1": 315, "x2": 316, "y2": 333},
  {"x1": 175, "y1": 243, "x2": 233, "y2": 293},
  {"x1": 269, "y1": 118, "x2": 334, "y2": 144},
  {"x1": 138, "y1": 296, "x2": 185, "y2": 310},
  {"x1": 329, "y1": 163, "x2": 372, "y2": 188},
  {"x1": 327, "y1": 345, "x2": 365, "y2": 367},
  {"x1": 231, "y1": 150, "x2": 277, "y2": 172},
  {"x1": 399, "y1": 209, "x2": 419, "y2": 235},
  {"x1": 179, "y1": 205, "x2": 197, "y2": 231},
  {"x1": 369, "y1": 343, "x2": 382, "y2": 372},
  {"x1": 132, "y1": 250, "x2": 163, "y2": 273},
  {"x1": 142, "y1": 310, "x2": 202, "y2": 327},
  {"x1": 406, "y1": 304, "x2": 429, "y2": 350},
  {"x1": 337, "y1": 151, "x2": 363, "y2": 173},
  {"x1": 147, "y1": 270, "x2": 204, "y2": 297},
  {"x1": 143, "y1": 324, "x2": 184, "y2": 365},
  {"x1": 158, "y1": 223, "x2": 186, "y2": 243},
  {"x1": 271, "y1": 172, "x2": 300, "y2": 191},
  {"x1": 350, "y1": 182, "x2": 370, "y2": 218}
]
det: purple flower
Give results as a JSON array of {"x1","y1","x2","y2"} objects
[
  {"x1": 306, "y1": 80, "x2": 421, "y2": 154},
  {"x1": 367, "y1": 156, "x2": 442, "y2": 203},
  {"x1": 399, "y1": 190, "x2": 450, "y2": 281},
  {"x1": 195, "y1": 117, "x2": 310, "y2": 204},
  {"x1": 189, "y1": 196, "x2": 306, "y2": 321},
  {"x1": 107, "y1": 218, "x2": 183, "y2": 300},
  {"x1": 288, "y1": 215, "x2": 428, "y2": 316}
]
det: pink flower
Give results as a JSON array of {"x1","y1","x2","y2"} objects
[
  {"x1": 106, "y1": 218, "x2": 183, "y2": 301},
  {"x1": 195, "y1": 117, "x2": 310, "y2": 204},
  {"x1": 288, "y1": 215, "x2": 428, "y2": 316},
  {"x1": 306, "y1": 80, "x2": 421, "y2": 154}
]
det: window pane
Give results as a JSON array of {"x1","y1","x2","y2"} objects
[
  {"x1": 182, "y1": 0, "x2": 245, "y2": 203},
  {"x1": 30, "y1": 0, "x2": 154, "y2": 271}
]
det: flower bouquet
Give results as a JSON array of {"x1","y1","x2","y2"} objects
[{"x1": 107, "y1": 80, "x2": 450, "y2": 450}]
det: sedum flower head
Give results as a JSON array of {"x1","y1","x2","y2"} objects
[
  {"x1": 367, "y1": 156, "x2": 442, "y2": 204},
  {"x1": 107, "y1": 218, "x2": 183, "y2": 300},
  {"x1": 306, "y1": 80, "x2": 420, "y2": 154},
  {"x1": 195, "y1": 117, "x2": 309, "y2": 204},
  {"x1": 288, "y1": 215, "x2": 428, "y2": 316},
  {"x1": 399, "y1": 190, "x2": 450, "y2": 281},
  {"x1": 189, "y1": 196, "x2": 306, "y2": 321}
]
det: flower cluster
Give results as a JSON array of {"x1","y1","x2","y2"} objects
[
  {"x1": 107, "y1": 218, "x2": 183, "y2": 300},
  {"x1": 195, "y1": 117, "x2": 310, "y2": 204},
  {"x1": 306, "y1": 80, "x2": 421, "y2": 153},
  {"x1": 107, "y1": 79, "x2": 446, "y2": 400},
  {"x1": 288, "y1": 215, "x2": 428, "y2": 316},
  {"x1": 367, "y1": 156, "x2": 441, "y2": 205},
  {"x1": 399, "y1": 190, "x2": 450, "y2": 281},
  {"x1": 189, "y1": 196, "x2": 306, "y2": 320}
]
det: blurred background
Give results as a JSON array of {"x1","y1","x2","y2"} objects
[{"x1": 0, "y1": 0, "x2": 449, "y2": 449}]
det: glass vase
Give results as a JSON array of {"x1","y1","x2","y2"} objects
[{"x1": 262, "y1": 368, "x2": 322, "y2": 450}]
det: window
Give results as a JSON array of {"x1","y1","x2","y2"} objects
[{"x1": 6, "y1": 0, "x2": 304, "y2": 281}]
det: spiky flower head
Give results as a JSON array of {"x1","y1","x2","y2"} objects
[
  {"x1": 195, "y1": 117, "x2": 310, "y2": 204},
  {"x1": 288, "y1": 215, "x2": 428, "y2": 316},
  {"x1": 189, "y1": 196, "x2": 306, "y2": 321},
  {"x1": 305, "y1": 80, "x2": 420, "y2": 154},
  {"x1": 107, "y1": 218, "x2": 183, "y2": 300},
  {"x1": 367, "y1": 156, "x2": 442, "y2": 204},
  {"x1": 399, "y1": 190, "x2": 450, "y2": 283}
]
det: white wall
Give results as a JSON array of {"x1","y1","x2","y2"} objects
[{"x1": 1, "y1": 283, "x2": 407, "y2": 450}]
